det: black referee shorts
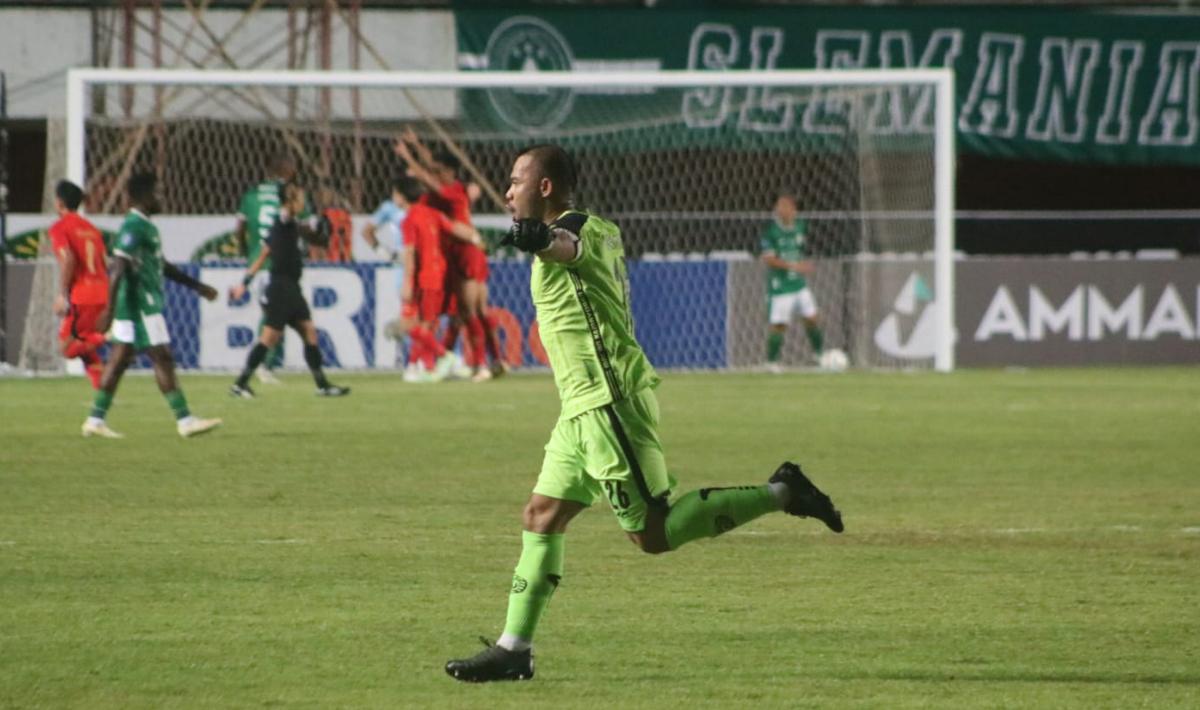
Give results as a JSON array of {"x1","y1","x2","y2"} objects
[{"x1": 262, "y1": 277, "x2": 312, "y2": 330}]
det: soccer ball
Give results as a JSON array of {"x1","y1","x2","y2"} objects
[{"x1": 819, "y1": 348, "x2": 849, "y2": 372}]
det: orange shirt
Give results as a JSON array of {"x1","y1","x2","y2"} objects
[
  {"x1": 48, "y1": 212, "x2": 109, "y2": 305},
  {"x1": 313, "y1": 207, "x2": 353, "y2": 263},
  {"x1": 402, "y1": 202, "x2": 453, "y2": 290}
]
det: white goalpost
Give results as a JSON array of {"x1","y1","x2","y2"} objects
[{"x1": 64, "y1": 67, "x2": 955, "y2": 372}]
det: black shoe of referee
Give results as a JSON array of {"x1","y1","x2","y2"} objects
[{"x1": 316, "y1": 384, "x2": 350, "y2": 397}]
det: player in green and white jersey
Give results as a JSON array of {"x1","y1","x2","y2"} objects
[
  {"x1": 444, "y1": 145, "x2": 844, "y2": 684},
  {"x1": 761, "y1": 192, "x2": 826, "y2": 372},
  {"x1": 83, "y1": 173, "x2": 222, "y2": 440},
  {"x1": 233, "y1": 152, "x2": 305, "y2": 384}
]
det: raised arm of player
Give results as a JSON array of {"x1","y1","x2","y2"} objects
[
  {"x1": 402, "y1": 127, "x2": 436, "y2": 170},
  {"x1": 53, "y1": 244, "x2": 78, "y2": 317},
  {"x1": 163, "y1": 261, "x2": 218, "y2": 301},
  {"x1": 394, "y1": 138, "x2": 445, "y2": 192}
]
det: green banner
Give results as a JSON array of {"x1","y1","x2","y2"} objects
[{"x1": 457, "y1": 7, "x2": 1200, "y2": 165}]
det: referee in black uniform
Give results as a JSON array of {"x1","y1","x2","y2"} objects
[{"x1": 229, "y1": 183, "x2": 349, "y2": 398}]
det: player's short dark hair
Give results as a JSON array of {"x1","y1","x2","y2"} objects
[
  {"x1": 395, "y1": 176, "x2": 424, "y2": 203},
  {"x1": 128, "y1": 172, "x2": 157, "y2": 203},
  {"x1": 390, "y1": 175, "x2": 409, "y2": 195},
  {"x1": 432, "y1": 148, "x2": 460, "y2": 172},
  {"x1": 518, "y1": 144, "x2": 577, "y2": 202},
  {"x1": 776, "y1": 191, "x2": 797, "y2": 204},
  {"x1": 55, "y1": 180, "x2": 84, "y2": 211}
]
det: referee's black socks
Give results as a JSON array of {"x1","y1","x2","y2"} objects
[
  {"x1": 237, "y1": 343, "x2": 270, "y2": 387},
  {"x1": 304, "y1": 343, "x2": 330, "y2": 388}
]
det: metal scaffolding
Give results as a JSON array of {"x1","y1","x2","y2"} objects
[{"x1": 88, "y1": 1, "x2": 371, "y2": 210}]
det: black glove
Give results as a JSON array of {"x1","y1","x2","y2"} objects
[{"x1": 502, "y1": 218, "x2": 553, "y2": 253}]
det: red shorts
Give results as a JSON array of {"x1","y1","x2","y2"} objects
[
  {"x1": 59, "y1": 303, "x2": 106, "y2": 341},
  {"x1": 459, "y1": 243, "x2": 489, "y2": 282},
  {"x1": 415, "y1": 289, "x2": 446, "y2": 323},
  {"x1": 448, "y1": 243, "x2": 488, "y2": 282}
]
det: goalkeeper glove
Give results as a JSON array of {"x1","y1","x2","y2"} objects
[{"x1": 501, "y1": 218, "x2": 553, "y2": 253}]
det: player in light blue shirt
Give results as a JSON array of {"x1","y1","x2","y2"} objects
[{"x1": 362, "y1": 178, "x2": 408, "y2": 261}]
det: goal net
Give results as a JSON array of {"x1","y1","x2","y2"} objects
[{"x1": 66, "y1": 69, "x2": 954, "y2": 372}]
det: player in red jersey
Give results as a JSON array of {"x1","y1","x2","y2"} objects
[
  {"x1": 392, "y1": 177, "x2": 484, "y2": 381},
  {"x1": 48, "y1": 180, "x2": 109, "y2": 389},
  {"x1": 395, "y1": 130, "x2": 504, "y2": 381}
]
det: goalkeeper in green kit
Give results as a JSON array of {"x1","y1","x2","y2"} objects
[{"x1": 444, "y1": 145, "x2": 845, "y2": 683}]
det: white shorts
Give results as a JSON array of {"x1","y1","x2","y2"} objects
[
  {"x1": 769, "y1": 288, "x2": 818, "y2": 325},
  {"x1": 113, "y1": 312, "x2": 171, "y2": 348}
]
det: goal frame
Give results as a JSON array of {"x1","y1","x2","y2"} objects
[{"x1": 65, "y1": 67, "x2": 956, "y2": 371}]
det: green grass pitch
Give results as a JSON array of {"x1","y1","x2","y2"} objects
[{"x1": 2, "y1": 368, "x2": 1198, "y2": 708}]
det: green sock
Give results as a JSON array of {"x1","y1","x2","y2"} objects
[
  {"x1": 806, "y1": 326, "x2": 824, "y2": 355},
  {"x1": 767, "y1": 331, "x2": 784, "y2": 362},
  {"x1": 665, "y1": 486, "x2": 780, "y2": 550},
  {"x1": 90, "y1": 390, "x2": 114, "y2": 419},
  {"x1": 502, "y1": 531, "x2": 565, "y2": 643},
  {"x1": 267, "y1": 341, "x2": 285, "y2": 370},
  {"x1": 163, "y1": 390, "x2": 191, "y2": 421}
]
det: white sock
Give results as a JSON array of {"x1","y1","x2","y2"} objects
[
  {"x1": 497, "y1": 632, "x2": 531, "y2": 652},
  {"x1": 177, "y1": 415, "x2": 195, "y2": 427},
  {"x1": 768, "y1": 481, "x2": 790, "y2": 509},
  {"x1": 86, "y1": 416, "x2": 105, "y2": 427}
]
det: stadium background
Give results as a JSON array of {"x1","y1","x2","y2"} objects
[{"x1": 2, "y1": 0, "x2": 1199, "y2": 371}]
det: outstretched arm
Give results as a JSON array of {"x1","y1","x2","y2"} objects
[
  {"x1": 163, "y1": 261, "x2": 218, "y2": 301},
  {"x1": 502, "y1": 219, "x2": 580, "y2": 264}
]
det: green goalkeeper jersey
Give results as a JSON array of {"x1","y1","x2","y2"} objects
[
  {"x1": 531, "y1": 210, "x2": 660, "y2": 420},
  {"x1": 113, "y1": 209, "x2": 166, "y2": 319},
  {"x1": 760, "y1": 218, "x2": 809, "y2": 296}
]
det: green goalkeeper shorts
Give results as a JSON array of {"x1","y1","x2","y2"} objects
[{"x1": 534, "y1": 387, "x2": 677, "y2": 533}]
